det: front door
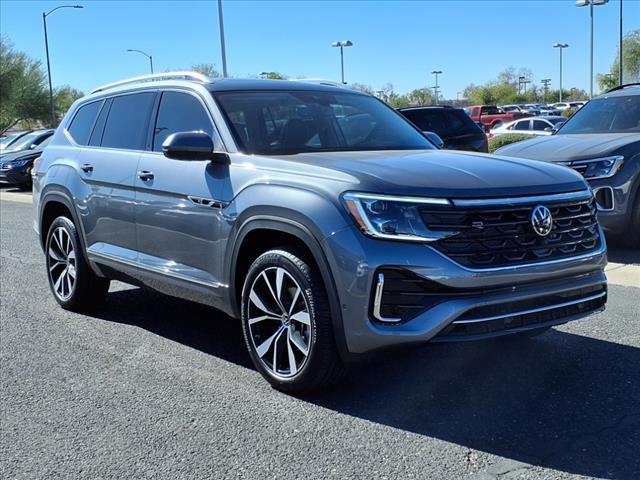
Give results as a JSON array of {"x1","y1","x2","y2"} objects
[{"x1": 134, "y1": 90, "x2": 229, "y2": 303}]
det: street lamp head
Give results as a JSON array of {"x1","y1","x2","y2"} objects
[
  {"x1": 73, "y1": 5, "x2": 83, "y2": 8},
  {"x1": 553, "y1": 43, "x2": 569, "y2": 48},
  {"x1": 576, "y1": 0, "x2": 608, "y2": 6},
  {"x1": 431, "y1": 70, "x2": 442, "y2": 75},
  {"x1": 331, "y1": 40, "x2": 353, "y2": 47}
]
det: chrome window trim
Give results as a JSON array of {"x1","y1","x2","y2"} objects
[
  {"x1": 452, "y1": 290, "x2": 607, "y2": 325},
  {"x1": 451, "y1": 189, "x2": 592, "y2": 207}
]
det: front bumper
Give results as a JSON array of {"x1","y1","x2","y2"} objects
[
  {"x1": 322, "y1": 225, "x2": 607, "y2": 355},
  {"x1": 0, "y1": 167, "x2": 30, "y2": 185}
]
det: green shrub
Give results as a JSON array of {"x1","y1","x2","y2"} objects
[{"x1": 488, "y1": 133, "x2": 532, "y2": 153}]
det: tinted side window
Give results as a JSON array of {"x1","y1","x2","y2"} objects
[
  {"x1": 514, "y1": 120, "x2": 530, "y2": 130},
  {"x1": 533, "y1": 120, "x2": 550, "y2": 131},
  {"x1": 88, "y1": 99, "x2": 111, "y2": 146},
  {"x1": 68, "y1": 101, "x2": 102, "y2": 145},
  {"x1": 101, "y1": 92, "x2": 155, "y2": 150},
  {"x1": 153, "y1": 92, "x2": 214, "y2": 151}
]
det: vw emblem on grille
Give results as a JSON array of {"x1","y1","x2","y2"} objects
[{"x1": 530, "y1": 205, "x2": 553, "y2": 237}]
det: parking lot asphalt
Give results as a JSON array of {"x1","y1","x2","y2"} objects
[{"x1": 1, "y1": 192, "x2": 639, "y2": 479}]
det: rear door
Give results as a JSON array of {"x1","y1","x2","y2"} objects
[
  {"x1": 134, "y1": 89, "x2": 229, "y2": 297},
  {"x1": 75, "y1": 91, "x2": 156, "y2": 257}
]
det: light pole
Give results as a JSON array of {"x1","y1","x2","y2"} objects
[
  {"x1": 619, "y1": 0, "x2": 623, "y2": 85},
  {"x1": 431, "y1": 70, "x2": 442, "y2": 105},
  {"x1": 331, "y1": 40, "x2": 353, "y2": 84},
  {"x1": 553, "y1": 43, "x2": 569, "y2": 102},
  {"x1": 127, "y1": 49, "x2": 153, "y2": 74},
  {"x1": 217, "y1": 0, "x2": 228, "y2": 77},
  {"x1": 42, "y1": 4, "x2": 83, "y2": 128},
  {"x1": 541, "y1": 78, "x2": 551, "y2": 102},
  {"x1": 456, "y1": 91, "x2": 462, "y2": 103},
  {"x1": 576, "y1": 0, "x2": 609, "y2": 98},
  {"x1": 518, "y1": 75, "x2": 525, "y2": 95}
]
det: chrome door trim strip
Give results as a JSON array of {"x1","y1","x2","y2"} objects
[
  {"x1": 451, "y1": 190, "x2": 592, "y2": 207},
  {"x1": 452, "y1": 291, "x2": 606, "y2": 325},
  {"x1": 87, "y1": 244, "x2": 227, "y2": 289}
]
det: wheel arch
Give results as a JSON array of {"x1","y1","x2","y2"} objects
[
  {"x1": 228, "y1": 215, "x2": 350, "y2": 362},
  {"x1": 38, "y1": 187, "x2": 86, "y2": 254}
]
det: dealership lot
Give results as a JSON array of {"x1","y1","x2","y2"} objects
[{"x1": 1, "y1": 193, "x2": 639, "y2": 479}]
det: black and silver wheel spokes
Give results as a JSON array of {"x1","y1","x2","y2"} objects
[
  {"x1": 48, "y1": 227, "x2": 76, "y2": 301},
  {"x1": 248, "y1": 267, "x2": 312, "y2": 378}
]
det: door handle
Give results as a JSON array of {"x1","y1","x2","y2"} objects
[
  {"x1": 81, "y1": 163, "x2": 93, "y2": 173},
  {"x1": 137, "y1": 170, "x2": 154, "y2": 181}
]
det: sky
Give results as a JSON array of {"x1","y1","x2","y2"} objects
[{"x1": 1, "y1": 0, "x2": 638, "y2": 99}]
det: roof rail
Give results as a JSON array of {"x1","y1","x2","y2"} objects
[
  {"x1": 289, "y1": 78, "x2": 349, "y2": 88},
  {"x1": 605, "y1": 82, "x2": 640, "y2": 94},
  {"x1": 91, "y1": 71, "x2": 212, "y2": 94}
]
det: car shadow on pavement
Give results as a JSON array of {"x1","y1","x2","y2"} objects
[
  {"x1": 607, "y1": 240, "x2": 640, "y2": 265},
  {"x1": 95, "y1": 286, "x2": 639, "y2": 479}
]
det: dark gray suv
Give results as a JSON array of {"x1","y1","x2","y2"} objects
[{"x1": 33, "y1": 73, "x2": 608, "y2": 392}]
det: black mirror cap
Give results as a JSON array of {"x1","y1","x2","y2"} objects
[
  {"x1": 422, "y1": 131, "x2": 445, "y2": 149},
  {"x1": 162, "y1": 131, "x2": 228, "y2": 163}
]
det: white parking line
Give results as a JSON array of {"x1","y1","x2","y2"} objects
[
  {"x1": 605, "y1": 262, "x2": 640, "y2": 288},
  {"x1": 0, "y1": 191, "x2": 32, "y2": 204}
]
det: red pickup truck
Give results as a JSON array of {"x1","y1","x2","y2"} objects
[{"x1": 467, "y1": 105, "x2": 530, "y2": 131}]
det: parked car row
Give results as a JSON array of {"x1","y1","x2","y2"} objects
[
  {"x1": 488, "y1": 115, "x2": 566, "y2": 139},
  {"x1": 0, "y1": 129, "x2": 54, "y2": 189},
  {"x1": 33, "y1": 72, "x2": 621, "y2": 392}
]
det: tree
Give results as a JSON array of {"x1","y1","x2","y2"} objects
[
  {"x1": 260, "y1": 72, "x2": 287, "y2": 80},
  {"x1": 54, "y1": 86, "x2": 84, "y2": 123},
  {"x1": 0, "y1": 36, "x2": 49, "y2": 134},
  {"x1": 191, "y1": 63, "x2": 222, "y2": 78},
  {"x1": 606, "y1": 29, "x2": 640, "y2": 86}
]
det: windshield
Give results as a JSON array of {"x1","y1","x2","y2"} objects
[
  {"x1": 0, "y1": 132, "x2": 26, "y2": 150},
  {"x1": 3, "y1": 131, "x2": 47, "y2": 152},
  {"x1": 558, "y1": 95, "x2": 640, "y2": 134},
  {"x1": 213, "y1": 90, "x2": 434, "y2": 155}
]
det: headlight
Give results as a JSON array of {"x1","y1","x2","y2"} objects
[
  {"x1": 566, "y1": 156, "x2": 624, "y2": 180},
  {"x1": 8, "y1": 159, "x2": 31, "y2": 168},
  {"x1": 342, "y1": 192, "x2": 457, "y2": 242}
]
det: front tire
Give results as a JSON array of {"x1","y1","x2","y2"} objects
[
  {"x1": 240, "y1": 248, "x2": 344, "y2": 393},
  {"x1": 45, "y1": 216, "x2": 110, "y2": 312}
]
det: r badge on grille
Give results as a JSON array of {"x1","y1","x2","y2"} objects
[{"x1": 530, "y1": 205, "x2": 553, "y2": 237}]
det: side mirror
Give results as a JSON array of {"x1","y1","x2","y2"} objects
[
  {"x1": 29, "y1": 143, "x2": 38, "y2": 150},
  {"x1": 544, "y1": 127, "x2": 553, "y2": 132},
  {"x1": 423, "y1": 131, "x2": 444, "y2": 149},
  {"x1": 162, "y1": 131, "x2": 229, "y2": 163},
  {"x1": 551, "y1": 122, "x2": 564, "y2": 135}
]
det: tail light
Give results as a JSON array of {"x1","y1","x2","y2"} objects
[{"x1": 32, "y1": 156, "x2": 42, "y2": 176}]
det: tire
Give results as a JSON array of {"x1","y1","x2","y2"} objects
[
  {"x1": 623, "y1": 192, "x2": 640, "y2": 248},
  {"x1": 45, "y1": 216, "x2": 110, "y2": 312},
  {"x1": 240, "y1": 248, "x2": 345, "y2": 393}
]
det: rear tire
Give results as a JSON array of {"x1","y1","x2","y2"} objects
[
  {"x1": 240, "y1": 248, "x2": 345, "y2": 393},
  {"x1": 45, "y1": 216, "x2": 110, "y2": 312}
]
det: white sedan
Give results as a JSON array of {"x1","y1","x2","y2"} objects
[{"x1": 489, "y1": 116, "x2": 566, "y2": 138}]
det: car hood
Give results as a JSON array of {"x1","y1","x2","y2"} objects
[
  {"x1": 0, "y1": 149, "x2": 41, "y2": 162},
  {"x1": 495, "y1": 133, "x2": 640, "y2": 161},
  {"x1": 266, "y1": 149, "x2": 587, "y2": 198}
]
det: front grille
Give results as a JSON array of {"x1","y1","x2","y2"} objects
[
  {"x1": 421, "y1": 197, "x2": 601, "y2": 268},
  {"x1": 435, "y1": 284, "x2": 607, "y2": 340}
]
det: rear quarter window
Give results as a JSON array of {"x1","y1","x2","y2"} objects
[{"x1": 67, "y1": 101, "x2": 102, "y2": 145}]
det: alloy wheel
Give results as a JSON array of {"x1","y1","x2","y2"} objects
[
  {"x1": 47, "y1": 226, "x2": 76, "y2": 301},
  {"x1": 247, "y1": 267, "x2": 312, "y2": 378}
]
